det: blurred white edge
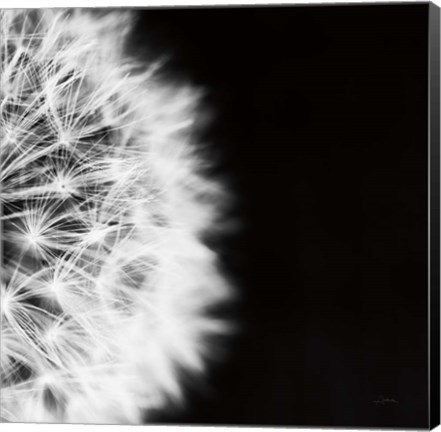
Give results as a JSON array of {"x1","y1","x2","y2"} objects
[{"x1": 0, "y1": 0, "x2": 438, "y2": 432}]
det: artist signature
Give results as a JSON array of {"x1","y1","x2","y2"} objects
[{"x1": 373, "y1": 395, "x2": 398, "y2": 405}]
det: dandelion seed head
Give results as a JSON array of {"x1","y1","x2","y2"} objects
[{"x1": 1, "y1": 8, "x2": 234, "y2": 424}]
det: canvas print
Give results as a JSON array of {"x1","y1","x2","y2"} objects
[{"x1": 0, "y1": 3, "x2": 439, "y2": 429}]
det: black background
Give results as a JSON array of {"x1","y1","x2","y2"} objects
[{"x1": 130, "y1": 4, "x2": 429, "y2": 428}]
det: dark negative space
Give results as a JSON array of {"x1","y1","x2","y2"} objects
[{"x1": 130, "y1": 4, "x2": 429, "y2": 428}]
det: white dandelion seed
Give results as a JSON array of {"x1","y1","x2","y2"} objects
[{"x1": 1, "y1": 8, "x2": 233, "y2": 424}]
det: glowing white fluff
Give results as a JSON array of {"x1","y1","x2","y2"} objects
[{"x1": 0, "y1": 9, "x2": 232, "y2": 424}]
